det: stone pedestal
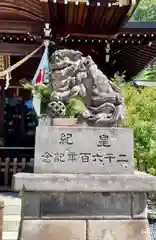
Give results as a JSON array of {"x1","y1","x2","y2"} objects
[
  {"x1": 13, "y1": 172, "x2": 156, "y2": 240},
  {"x1": 13, "y1": 126, "x2": 156, "y2": 240}
]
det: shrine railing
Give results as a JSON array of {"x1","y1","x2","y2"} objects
[{"x1": 0, "y1": 147, "x2": 34, "y2": 189}]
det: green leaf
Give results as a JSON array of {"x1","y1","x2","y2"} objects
[
  {"x1": 22, "y1": 83, "x2": 33, "y2": 90},
  {"x1": 66, "y1": 96, "x2": 85, "y2": 118}
]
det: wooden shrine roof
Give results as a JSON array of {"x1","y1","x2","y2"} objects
[
  {"x1": 112, "y1": 22, "x2": 156, "y2": 77},
  {"x1": 0, "y1": 0, "x2": 50, "y2": 36},
  {"x1": 120, "y1": 21, "x2": 156, "y2": 34},
  {"x1": 48, "y1": 0, "x2": 135, "y2": 37},
  {"x1": 0, "y1": 0, "x2": 44, "y2": 21},
  {"x1": 115, "y1": 40, "x2": 156, "y2": 78}
]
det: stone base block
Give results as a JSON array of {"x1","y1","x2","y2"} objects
[
  {"x1": 22, "y1": 192, "x2": 148, "y2": 220},
  {"x1": 40, "y1": 192, "x2": 131, "y2": 219},
  {"x1": 12, "y1": 172, "x2": 156, "y2": 192},
  {"x1": 21, "y1": 220, "x2": 86, "y2": 240},
  {"x1": 88, "y1": 219, "x2": 151, "y2": 240},
  {"x1": 132, "y1": 193, "x2": 147, "y2": 219},
  {"x1": 20, "y1": 219, "x2": 151, "y2": 240}
]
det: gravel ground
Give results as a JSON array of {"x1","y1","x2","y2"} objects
[
  {"x1": 148, "y1": 199, "x2": 156, "y2": 239},
  {"x1": 149, "y1": 222, "x2": 156, "y2": 240}
]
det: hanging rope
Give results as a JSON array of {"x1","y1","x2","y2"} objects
[
  {"x1": 0, "y1": 43, "x2": 44, "y2": 78},
  {"x1": 4, "y1": 72, "x2": 11, "y2": 90}
]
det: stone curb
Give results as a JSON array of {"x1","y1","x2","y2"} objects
[{"x1": 13, "y1": 171, "x2": 156, "y2": 192}]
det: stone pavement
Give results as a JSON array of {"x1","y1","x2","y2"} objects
[{"x1": 0, "y1": 192, "x2": 21, "y2": 240}]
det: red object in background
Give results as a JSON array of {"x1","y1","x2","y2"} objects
[
  {"x1": 32, "y1": 44, "x2": 48, "y2": 85},
  {"x1": 36, "y1": 69, "x2": 45, "y2": 84}
]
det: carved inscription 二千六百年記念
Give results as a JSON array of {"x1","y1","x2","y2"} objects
[
  {"x1": 41, "y1": 151, "x2": 128, "y2": 168},
  {"x1": 36, "y1": 127, "x2": 133, "y2": 174},
  {"x1": 41, "y1": 132, "x2": 129, "y2": 168}
]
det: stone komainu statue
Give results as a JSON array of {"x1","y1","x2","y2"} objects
[{"x1": 48, "y1": 49, "x2": 124, "y2": 127}]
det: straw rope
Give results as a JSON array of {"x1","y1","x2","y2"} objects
[{"x1": 0, "y1": 43, "x2": 44, "y2": 78}]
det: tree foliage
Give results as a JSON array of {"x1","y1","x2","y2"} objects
[
  {"x1": 131, "y1": 0, "x2": 156, "y2": 21},
  {"x1": 121, "y1": 83, "x2": 156, "y2": 175},
  {"x1": 135, "y1": 61, "x2": 156, "y2": 81}
]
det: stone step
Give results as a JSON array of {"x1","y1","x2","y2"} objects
[
  {"x1": 4, "y1": 205, "x2": 21, "y2": 215},
  {"x1": 0, "y1": 193, "x2": 21, "y2": 240},
  {"x1": 2, "y1": 232, "x2": 18, "y2": 240},
  {"x1": 0, "y1": 199, "x2": 21, "y2": 206},
  {"x1": 3, "y1": 215, "x2": 20, "y2": 232}
]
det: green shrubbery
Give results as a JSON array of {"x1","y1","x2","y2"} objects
[{"x1": 121, "y1": 83, "x2": 156, "y2": 175}]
